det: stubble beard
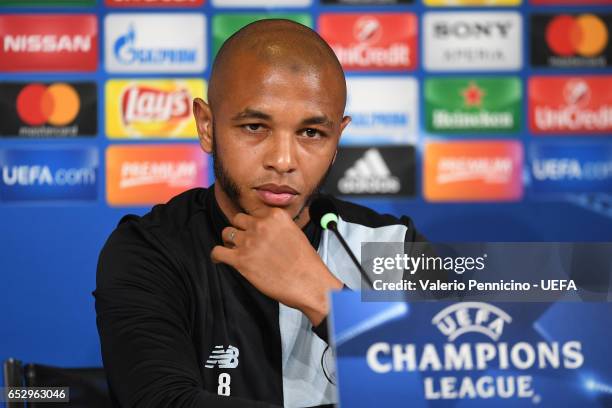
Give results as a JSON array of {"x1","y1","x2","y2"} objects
[{"x1": 211, "y1": 130, "x2": 334, "y2": 222}]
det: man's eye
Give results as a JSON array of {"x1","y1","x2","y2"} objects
[
  {"x1": 303, "y1": 128, "x2": 321, "y2": 138},
  {"x1": 244, "y1": 124, "x2": 263, "y2": 132}
]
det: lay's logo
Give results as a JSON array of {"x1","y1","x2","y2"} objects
[
  {"x1": 106, "y1": 144, "x2": 207, "y2": 206},
  {"x1": 105, "y1": 79, "x2": 205, "y2": 138}
]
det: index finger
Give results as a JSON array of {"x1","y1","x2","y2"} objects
[{"x1": 231, "y1": 212, "x2": 254, "y2": 230}]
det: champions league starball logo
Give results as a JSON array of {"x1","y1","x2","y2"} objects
[
  {"x1": 432, "y1": 302, "x2": 511, "y2": 342},
  {"x1": 366, "y1": 302, "x2": 584, "y2": 402}
]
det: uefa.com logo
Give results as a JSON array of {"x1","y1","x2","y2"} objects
[
  {"x1": 366, "y1": 302, "x2": 584, "y2": 401},
  {"x1": 0, "y1": 148, "x2": 98, "y2": 202},
  {"x1": 529, "y1": 143, "x2": 612, "y2": 195}
]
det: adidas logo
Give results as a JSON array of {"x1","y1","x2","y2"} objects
[
  {"x1": 338, "y1": 148, "x2": 400, "y2": 194},
  {"x1": 204, "y1": 345, "x2": 239, "y2": 369}
]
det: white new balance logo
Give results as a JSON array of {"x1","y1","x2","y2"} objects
[
  {"x1": 338, "y1": 148, "x2": 400, "y2": 194},
  {"x1": 204, "y1": 345, "x2": 239, "y2": 369}
]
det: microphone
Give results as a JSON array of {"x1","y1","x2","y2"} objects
[{"x1": 309, "y1": 196, "x2": 373, "y2": 288}]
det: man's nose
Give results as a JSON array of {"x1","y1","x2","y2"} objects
[{"x1": 263, "y1": 131, "x2": 298, "y2": 174}]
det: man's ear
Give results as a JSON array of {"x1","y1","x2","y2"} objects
[
  {"x1": 338, "y1": 115, "x2": 351, "y2": 143},
  {"x1": 193, "y1": 98, "x2": 213, "y2": 154},
  {"x1": 340, "y1": 115, "x2": 351, "y2": 132},
  {"x1": 333, "y1": 116, "x2": 350, "y2": 165}
]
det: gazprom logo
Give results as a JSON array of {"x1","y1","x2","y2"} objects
[
  {"x1": 0, "y1": 148, "x2": 98, "y2": 202},
  {"x1": 105, "y1": 14, "x2": 206, "y2": 73},
  {"x1": 432, "y1": 302, "x2": 512, "y2": 341},
  {"x1": 113, "y1": 24, "x2": 196, "y2": 65}
]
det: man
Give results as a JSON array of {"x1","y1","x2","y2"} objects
[{"x1": 94, "y1": 19, "x2": 425, "y2": 407}]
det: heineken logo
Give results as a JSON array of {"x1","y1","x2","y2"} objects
[
  {"x1": 462, "y1": 82, "x2": 484, "y2": 107},
  {"x1": 425, "y1": 77, "x2": 521, "y2": 133}
]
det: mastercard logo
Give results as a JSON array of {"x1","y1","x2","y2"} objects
[
  {"x1": 546, "y1": 14, "x2": 608, "y2": 57},
  {"x1": 16, "y1": 83, "x2": 80, "y2": 126}
]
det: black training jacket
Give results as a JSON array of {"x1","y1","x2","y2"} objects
[{"x1": 94, "y1": 186, "x2": 427, "y2": 408}]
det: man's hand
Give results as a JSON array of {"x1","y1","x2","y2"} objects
[{"x1": 211, "y1": 208, "x2": 343, "y2": 326}]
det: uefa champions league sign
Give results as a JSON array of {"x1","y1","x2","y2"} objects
[
  {"x1": 367, "y1": 302, "x2": 582, "y2": 400},
  {"x1": 331, "y1": 294, "x2": 612, "y2": 407}
]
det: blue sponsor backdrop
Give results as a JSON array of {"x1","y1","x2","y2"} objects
[{"x1": 0, "y1": 0, "x2": 611, "y2": 374}]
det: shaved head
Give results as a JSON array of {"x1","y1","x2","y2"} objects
[
  {"x1": 208, "y1": 19, "x2": 346, "y2": 111},
  {"x1": 194, "y1": 18, "x2": 351, "y2": 227}
]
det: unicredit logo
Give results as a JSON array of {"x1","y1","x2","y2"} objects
[
  {"x1": 434, "y1": 20, "x2": 514, "y2": 39},
  {"x1": 353, "y1": 16, "x2": 382, "y2": 44},
  {"x1": 334, "y1": 16, "x2": 409, "y2": 68},
  {"x1": 17, "y1": 83, "x2": 80, "y2": 126},
  {"x1": 114, "y1": 25, "x2": 197, "y2": 65},
  {"x1": 121, "y1": 85, "x2": 190, "y2": 124},
  {"x1": 319, "y1": 13, "x2": 416, "y2": 71},
  {"x1": 546, "y1": 14, "x2": 608, "y2": 57},
  {"x1": 532, "y1": 77, "x2": 612, "y2": 132},
  {"x1": 563, "y1": 79, "x2": 591, "y2": 107}
]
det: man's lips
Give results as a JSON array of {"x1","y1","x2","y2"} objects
[{"x1": 254, "y1": 184, "x2": 299, "y2": 206}]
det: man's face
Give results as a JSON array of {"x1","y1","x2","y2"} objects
[{"x1": 197, "y1": 55, "x2": 350, "y2": 223}]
